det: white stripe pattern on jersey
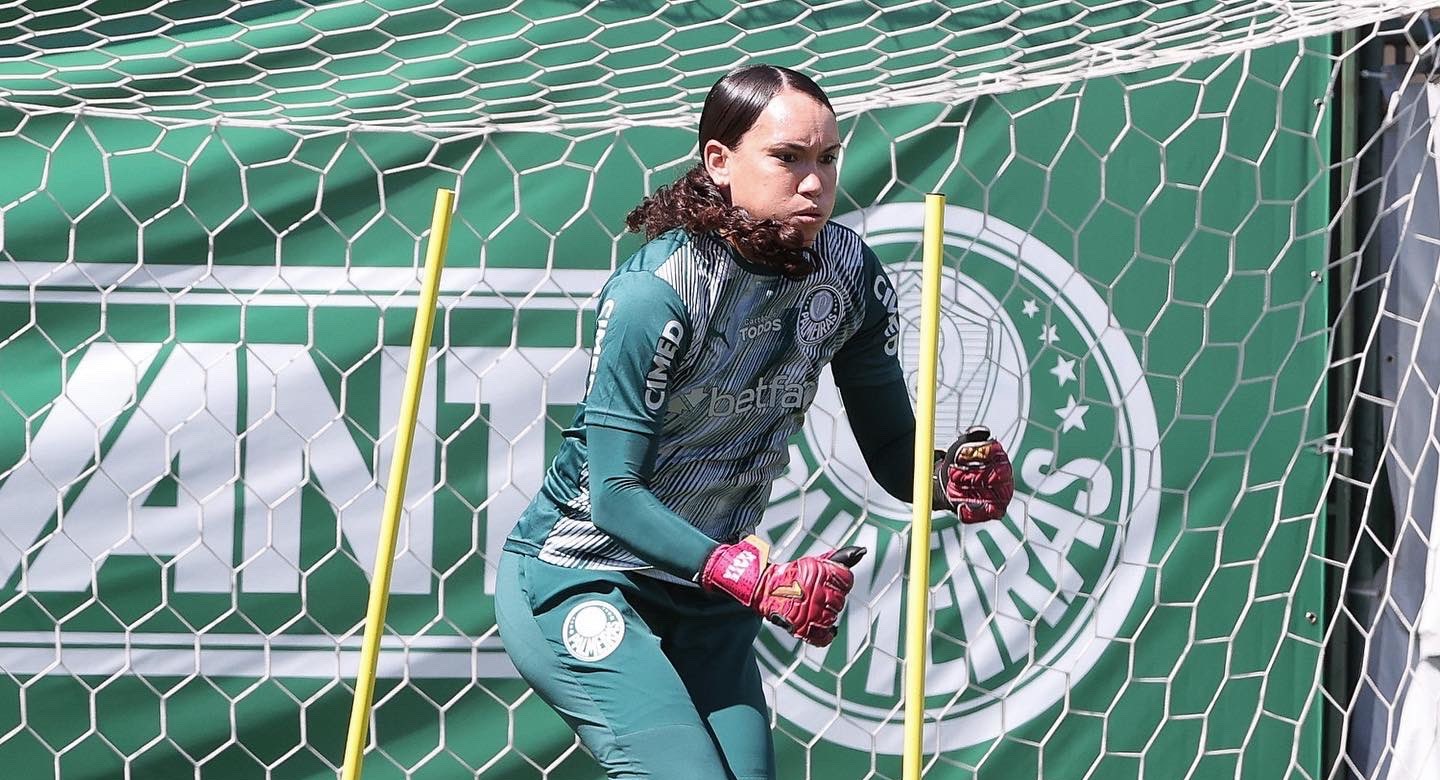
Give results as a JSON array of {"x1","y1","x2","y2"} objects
[
  {"x1": 538, "y1": 465, "x2": 644, "y2": 568},
  {"x1": 537, "y1": 224, "x2": 871, "y2": 571}
]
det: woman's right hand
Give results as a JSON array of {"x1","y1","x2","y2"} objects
[{"x1": 699, "y1": 536, "x2": 866, "y2": 647}]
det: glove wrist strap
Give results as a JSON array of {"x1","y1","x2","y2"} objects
[
  {"x1": 699, "y1": 535, "x2": 770, "y2": 607},
  {"x1": 931, "y1": 449, "x2": 953, "y2": 511}
]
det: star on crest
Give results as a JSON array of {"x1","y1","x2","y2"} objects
[
  {"x1": 1039, "y1": 324, "x2": 1060, "y2": 345},
  {"x1": 1021, "y1": 299, "x2": 1039, "y2": 318},
  {"x1": 1055, "y1": 395, "x2": 1090, "y2": 432},
  {"x1": 1050, "y1": 356, "x2": 1077, "y2": 386}
]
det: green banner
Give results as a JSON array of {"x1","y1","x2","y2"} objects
[{"x1": 0, "y1": 45, "x2": 1329, "y2": 780}]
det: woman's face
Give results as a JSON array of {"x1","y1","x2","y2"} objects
[{"x1": 703, "y1": 88, "x2": 841, "y2": 246}]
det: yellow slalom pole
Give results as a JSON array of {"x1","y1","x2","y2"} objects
[
  {"x1": 903, "y1": 193, "x2": 946, "y2": 780},
  {"x1": 341, "y1": 188, "x2": 456, "y2": 780}
]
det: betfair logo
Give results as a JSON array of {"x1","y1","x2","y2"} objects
[
  {"x1": 671, "y1": 376, "x2": 819, "y2": 417},
  {"x1": 706, "y1": 378, "x2": 815, "y2": 416}
]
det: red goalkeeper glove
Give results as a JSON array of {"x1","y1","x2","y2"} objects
[
  {"x1": 699, "y1": 535, "x2": 866, "y2": 647},
  {"x1": 934, "y1": 425, "x2": 1014, "y2": 523}
]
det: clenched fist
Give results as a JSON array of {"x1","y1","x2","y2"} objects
[
  {"x1": 699, "y1": 535, "x2": 865, "y2": 647},
  {"x1": 934, "y1": 425, "x2": 1014, "y2": 524}
]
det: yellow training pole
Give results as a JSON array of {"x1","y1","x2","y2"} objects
[
  {"x1": 341, "y1": 188, "x2": 455, "y2": 780},
  {"x1": 903, "y1": 193, "x2": 946, "y2": 780}
]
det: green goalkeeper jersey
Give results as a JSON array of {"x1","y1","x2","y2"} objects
[{"x1": 503, "y1": 223, "x2": 904, "y2": 577}]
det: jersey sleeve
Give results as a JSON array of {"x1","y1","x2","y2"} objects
[
  {"x1": 583, "y1": 271, "x2": 692, "y2": 434},
  {"x1": 831, "y1": 242, "x2": 904, "y2": 388},
  {"x1": 839, "y1": 374, "x2": 917, "y2": 502},
  {"x1": 582, "y1": 271, "x2": 716, "y2": 577},
  {"x1": 588, "y1": 423, "x2": 718, "y2": 578}
]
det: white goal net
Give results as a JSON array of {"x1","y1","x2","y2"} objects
[{"x1": 0, "y1": 2, "x2": 1437, "y2": 779}]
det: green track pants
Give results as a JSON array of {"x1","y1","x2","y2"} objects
[{"x1": 495, "y1": 550, "x2": 775, "y2": 780}]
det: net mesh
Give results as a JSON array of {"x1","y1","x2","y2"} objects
[
  {"x1": 0, "y1": 2, "x2": 1438, "y2": 779},
  {"x1": 0, "y1": 1, "x2": 1429, "y2": 132}
]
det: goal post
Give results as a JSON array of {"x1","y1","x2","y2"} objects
[{"x1": 0, "y1": 3, "x2": 1437, "y2": 779}]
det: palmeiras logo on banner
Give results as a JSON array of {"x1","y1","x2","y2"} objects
[{"x1": 753, "y1": 204, "x2": 1162, "y2": 754}]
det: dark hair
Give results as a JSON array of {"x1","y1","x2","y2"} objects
[{"x1": 624, "y1": 65, "x2": 834, "y2": 278}]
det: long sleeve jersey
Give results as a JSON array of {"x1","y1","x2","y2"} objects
[{"x1": 503, "y1": 223, "x2": 915, "y2": 581}]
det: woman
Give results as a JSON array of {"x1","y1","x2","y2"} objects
[{"x1": 495, "y1": 64, "x2": 1014, "y2": 780}]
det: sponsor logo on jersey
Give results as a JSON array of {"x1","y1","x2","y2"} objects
[
  {"x1": 739, "y1": 315, "x2": 783, "y2": 340},
  {"x1": 562, "y1": 600, "x2": 626, "y2": 662},
  {"x1": 873, "y1": 273, "x2": 901, "y2": 356},
  {"x1": 668, "y1": 375, "x2": 818, "y2": 417},
  {"x1": 643, "y1": 320, "x2": 685, "y2": 411},
  {"x1": 755, "y1": 203, "x2": 1162, "y2": 755},
  {"x1": 797, "y1": 284, "x2": 843, "y2": 345},
  {"x1": 585, "y1": 299, "x2": 616, "y2": 395}
]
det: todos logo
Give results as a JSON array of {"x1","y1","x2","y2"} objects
[{"x1": 754, "y1": 204, "x2": 1162, "y2": 754}]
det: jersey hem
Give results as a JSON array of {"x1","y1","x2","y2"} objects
[
  {"x1": 833, "y1": 368, "x2": 906, "y2": 389},
  {"x1": 584, "y1": 413, "x2": 657, "y2": 436},
  {"x1": 502, "y1": 538, "x2": 699, "y2": 588}
]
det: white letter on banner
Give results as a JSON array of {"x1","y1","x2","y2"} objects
[
  {"x1": 0, "y1": 343, "x2": 162, "y2": 591},
  {"x1": 1020, "y1": 448, "x2": 1113, "y2": 521},
  {"x1": 843, "y1": 523, "x2": 905, "y2": 696},
  {"x1": 241, "y1": 344, "x2": 434, "y2": 594},
  {"x1": 28, "y1": 343, "x2": 239, "y2": 593},
  {"x1": 942, "y1": 524, "x2": 1026, "y2": 684},
  {"x1": 444, "y1": 347, "x2": 588, "y2": 593}
]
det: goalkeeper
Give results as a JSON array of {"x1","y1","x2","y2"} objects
[{"x1": 494, "y1": 64, "x2": 1014, "y2": 780}]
